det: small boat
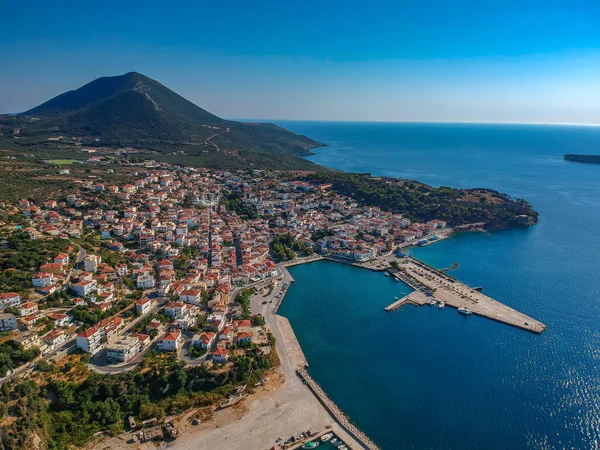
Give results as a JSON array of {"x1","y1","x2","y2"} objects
[
  {"x1": 333, "y1": 441, "x2": 343, "y2": 448},
  {"x1": 427, "y1": 299, "x2": 437, "y2": 306},
  {"x1": 331, "y1": 438, "x2": 338, "y2": 445},
  {"x1": 339, "y1": 446, "x2": 348, "y2": 450},
  {"x1": 384, "y1": 272, "x2": 390, "y2": 277},
  {"x1": 458, "y1": 307, "x2": 472, "y2": 316},
  {"x1": 438, "y1": 302, "x2": 445, "y2": 309},
  {"x1": 302, "y1": 442, "x2": 320, "y2": 449},
  {"x1": 320, "y1": 433, "x2": 333, "y2": 442}
]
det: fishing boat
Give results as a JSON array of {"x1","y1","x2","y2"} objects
[
  {"x1": 458, "y1": 307, "x2": 472, "y2": 316},
  {"x1": 438, "y1": 301, "x2": 445, "y2": 309},
  {"x1": 320, "y1": 433, "x2": 333, "y2": 442},
  {"x1": 302, "y1": 442, "x2": 320, "y2": 449}
]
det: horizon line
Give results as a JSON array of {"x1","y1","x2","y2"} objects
[{"x1": 229, "y1": 118, "x2": 600, "y2": 128}]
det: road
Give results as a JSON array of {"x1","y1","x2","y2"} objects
[{"x1": 204, "y1": 127, "x2": 230, "y2": 152}]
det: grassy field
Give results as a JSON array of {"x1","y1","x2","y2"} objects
[{"x1": 46, "y1": 159, "x2": 81, "y2": 164}]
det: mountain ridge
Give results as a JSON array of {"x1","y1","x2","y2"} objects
[{"x1": 12, "y1": 72, "x2": 323, "y2": 156}]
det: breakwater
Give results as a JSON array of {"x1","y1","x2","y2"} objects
[{"x1": 297, "y1": 369, "x2": 380, "y2": 450}]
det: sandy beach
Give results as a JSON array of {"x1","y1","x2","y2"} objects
[{"x1": 90, "y1": 265, "x2": 365, "y2": 450}]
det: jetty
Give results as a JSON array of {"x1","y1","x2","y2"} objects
[
  {"x1": 386, "y1": 259, "x2": 546, "y2": 334},
  {"x1": 385, "y1": 291, "x2": 430, "y2": 311},
  {"x1": 297, "y1": 369, "x2": 380, "y2": 450}
]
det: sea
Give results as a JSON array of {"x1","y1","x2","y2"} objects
[{"x1": 272, "y1": 122, "x2": 600, "y2": 450}]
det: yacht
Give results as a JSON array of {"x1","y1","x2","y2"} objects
[
  {"x1": 458, "y1": 307, "x2": 472, "y2": 316},
  {"x1": 320, "y1": 433, "x2": 333, "y2": 442}
]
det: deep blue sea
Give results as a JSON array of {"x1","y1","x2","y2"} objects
[{"x1": 274, "y1": 122, "x2": 600, "y2": 450}]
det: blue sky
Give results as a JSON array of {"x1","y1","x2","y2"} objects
[{"x1": 1, "y1": 0, "x2": 599, "y2": 124}]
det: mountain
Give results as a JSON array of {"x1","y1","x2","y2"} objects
[{"x1": 14, "y1": 72, "x2": 323, "y2": 156}]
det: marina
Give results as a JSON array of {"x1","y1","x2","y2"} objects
[{"x1": 385, "y1": 259, "x2": 546, "y2": 334}]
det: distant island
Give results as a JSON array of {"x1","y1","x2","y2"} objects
[{"x1": 564, "y1": 154, "x2": 600, "y2": 164}]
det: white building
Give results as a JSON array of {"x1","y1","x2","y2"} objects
[
  {"x1": 18, "y1": 302, "x2": 38, "y2": 317},
  {"x1": 158, "y1": 331, "x2": 183, "y2": 352},
  {"x1": 106, "y1": 336, "x2": 141, "y2": 363},
  {"x1": 32, "y1": 273, "x2": 54, "y2": 288},
  {"x1": 0, "y1": 292, "x2": 21, "y2": 310},
  {"x1": 0, "y1": 313, "x2": 17, "y2": 331},
  {"x1": 72, "y1": 280, "x2": 98, "y2": 298},
  {"x1": 135, "y1": 297, "x2": 154, "y2": 316},
  {"x1": 164, "y1": 302, "x2": 190, "y2": 318},
  {"x1": 137, "y1": 273, "x2": 155, "y2": 289},
  {"x1": 84, "y1": 254, "x2": 102, "y2": 272},
  {"x1": 76, "y1": 326, "x2": 104, "y2": 355},
  {"x1": 179, "y1": 289, "x2": 203, "y2": 305}
]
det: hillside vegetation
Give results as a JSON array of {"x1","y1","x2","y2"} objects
[
  {"x1": 306, "y1": 172, "x2": 538, "y2": 228},
  {"x1": 5, "y1": 72, "x2": 322, "y2": 155}
]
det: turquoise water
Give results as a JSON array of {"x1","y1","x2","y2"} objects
[{"x1": 276, "y1": 122, "x2": 600, "y2": 449}]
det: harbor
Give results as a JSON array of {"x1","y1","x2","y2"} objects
[{"x1": 385, "y1": 258, "x2": 546, "y2": 334}]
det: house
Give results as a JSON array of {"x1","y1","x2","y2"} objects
[
  {"x1": 179, "y1": 289, "x2": 203, "y2": 305},
  {"x1": 0, "y1": 313, "x2": 17, "y2": 331},
  {"x1": 47, "y1": 313, "x2": 70, "y2": 327},
  {"x1": 135, "y1": 297, "x2": 154, "y2": 316},
  {"x1": 218, "y1": 325, "x2": 233, "y2": 342},
  {"x1": 32, "y1": 272, "x2": 54, "y2": 288},
  {"x1": 192, "y1": 331, "x2": 216, "y2": 350},
  {"x1": 18, "y1": 302, "x2": 38, "y2": 317},
  {"x1": 18, "y1": 315, "x2": 40, "y2": 329},
  {"x1": 145, "y1": 319, "x2": 164, "y2": 334},
  {"x1": 54, "y1": 253, "x2": 70, "y2": 267},
  {"x1": 235, "y1": 331, "x2": 253, "y2": 344},
  {"x1": 116, "y1": 264, "x2": 129, "y2": 277},
  {"x1": 43, "y1": 329, "x2": 67, "y2": 350},
  {"x1": 39, "y1": 263, "x2": 64, "y2": 275},
  {"x1": 13, "y1": 332, "x2": 44, "y2": 351},
  {"x1": 72, "y1": 279, "x2": 98, "y2": 297},
  {"x1": 136, "y1": 273, "x2": 155, "y2": 289},
  {"x1": 164, "y1": 302, "x2": 189, "y2": 318},
  {"x1": 212, "y1": 347, "x2": 229, "y2": 363},
  {"x1": 106, "y1": 336, "x2": 141, "y2": 363},
  {"x1": 233, "y1": 319, "x2": 252, "y2": 333},
  {"x1": 136, "y1": 333, "x2": 151, "y2": 347},
  {"x1": 158, "y1": 331, "x2": 183, "y2": 352},
  {"x1": 0, "y1": 292, "x2": 21, "y2": 310}
]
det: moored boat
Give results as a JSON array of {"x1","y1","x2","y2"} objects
[
  {"x1": 438, "y1": 301, "x2": 445, "y2": 309},
  {"x1": 302, "y1": 442, "x2": 320, "y2": 449},
  {"x1": 320, "y1": 433, "x2": 333, "y2": 442},
  {"x1": 458, "y1": 307, "x2": 472, "y2": 315}
]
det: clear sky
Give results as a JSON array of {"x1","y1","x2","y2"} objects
[{"x1": 1, "y1": 0, "x2": 599, "y2": 124}]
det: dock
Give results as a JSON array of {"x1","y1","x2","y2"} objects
[
  {"x1": 384, "y1": 291, "x2": 429, "y2": 311},
  {"x1": 386, "y1": 259, "x2": 546, "y2": 334},
  {"x1": 297, "y1": 369, "x2": 380, "y2": 450}
]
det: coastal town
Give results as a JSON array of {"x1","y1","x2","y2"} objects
[{"x1": 0, "y1": 159, "x2": 539, "y2": 450}]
